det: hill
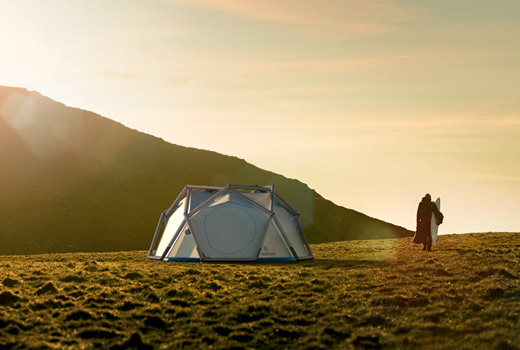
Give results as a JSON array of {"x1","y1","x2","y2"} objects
[
  {"x1": 0, "y1": 232, "x2": 518, "y2": 349},
  {"x1": 0, "y1": 86, "x2": 411, "y2": 254}
]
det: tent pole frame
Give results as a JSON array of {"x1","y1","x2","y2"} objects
[
  {"x1": 272, "y1": 214, "x2": 299, "y2": 261},
  {"x1": 230, "y1": 189, "x2": 273, "y2": 215},
  {"x1": 148, "y1": 185, "x2": 188, "y2": 259},
  {"x1": 255, "y1": 214, "x2": 275, "y2": 261},
  {"x1": 184, "y1": 215, "x2": 205, "y2": 261},
  {"x1": 187, "y1": 185, "x2": 230, "y2": 219},
  {"x1": 147, "y1": 211, "x2": 166, "y2": 259},
  {"x1": 160, "y1": 219, "x2": 189, "y2": 261},
  {"x1": 295, "y1": 215, "x2": 314, "y2": 258},
  {"x1": 166, "y1": 186, "x2": 188, "y2": 216},
  {"x1": 148, "y1": 184, "x2": 313, "y2": 262},
  {"x1": 274, "y1": 193, "x2": 300, "y2": 216}
]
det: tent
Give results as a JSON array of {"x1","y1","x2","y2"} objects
[{"x1": 147, "y1": 185, "x2": 313, "y2": 262}]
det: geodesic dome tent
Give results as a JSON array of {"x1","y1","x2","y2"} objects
[{"x1": 147, "y1": 185, "x2": 313, "y2": 262}]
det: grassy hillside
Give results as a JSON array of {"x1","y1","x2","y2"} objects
[
  {"x1": 0, "y1": 232, "x2": 518, "y2": 349},
  {"x1": 0, "y1": 86, "x2": 411, "y2": 254}
]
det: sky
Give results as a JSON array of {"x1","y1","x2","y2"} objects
[{"x1": 1, "y1": 0, "x2": 519, "y2": 234}]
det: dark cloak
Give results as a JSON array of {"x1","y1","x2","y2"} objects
[{"x1": 413, "y1": 196, "x2": 443, "y2": 244}]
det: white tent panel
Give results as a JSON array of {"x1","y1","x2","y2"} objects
[
  {"x1": 258, "y1": 220, "x2": 294, "y2": 261},
  {"x1": 166, "y1": 224, "x2": 200, "y2": 261},
  {"x1": 208, "y1": 193, "x2": 231, "y2": 207},
  {"x1": 242, "y1": 192, "x2": 271, "y2": 210},
  {"x1": 190, "y1": 192, "x2": 270, "y2": 259},
  {"x1": 189, "y1": 191, "x2": 215, "y2": 211},
  {"x1": 155, "y1": 199, "x2": 186, "y2": 257},
  {"x1": 206, "y1": 192, "x2": 254, "y2": 209},
  {"x1": 273, "y1": 202, "x2": 307, "y2": 258}
]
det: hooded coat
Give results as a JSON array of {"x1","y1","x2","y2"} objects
[{"x1": 413, "y1": 195, "x2": 443, "y2": 244}]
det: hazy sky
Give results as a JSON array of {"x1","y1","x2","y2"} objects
[{"x1": 1, "y1": 0, "x2": 519, "y2": 234}]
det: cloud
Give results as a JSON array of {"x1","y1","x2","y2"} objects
[
  {"x1": 168, "y1": 0, "x2": 422, "y2": 34},
  {"x1": 164, "y1": 49, "x2": 501, "y2": 85},
  {"x1": 347, "y1": 114, "x2": 520, "y2": 130},
  {"x1": 100, "y1": 70, "x2": 139, "y2": 80},
  {"x1": 466, "y1": 172, "x2": 520, "y2": 185}
]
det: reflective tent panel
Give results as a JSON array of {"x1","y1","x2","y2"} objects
[
  {"x1": 189, "y1": 191, "x2": 270, "y2": 260},
  {"x1": 241, "y1": 192, "x2": 271, "y2": 210},
  {"x1": 166, "y1": 224, "x2": 200, "y2": 261},
  {"x1": 188, "y1": 191, "x2": 216, "y2": 212},
  {"x1": 155, "y1": 199, "x2": 186, "y2": 257},
  {"x1": 258, "y1": 220, "x2": 294, "y2": 261},
  {"x1": 273, "y1": 200, "x2": 308, "y2": 258}
]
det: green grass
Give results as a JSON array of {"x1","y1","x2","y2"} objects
[{"x1": 1, "y1": 232, "x2": 519, "y2": 349}]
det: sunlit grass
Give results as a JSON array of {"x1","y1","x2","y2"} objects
[{"x1": 0, "y1": 232, "x2": 518, "y2": 349}]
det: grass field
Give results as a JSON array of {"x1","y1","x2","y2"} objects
[{"x1": 1, "y1": 232, "x2": 518, "y2": 350}]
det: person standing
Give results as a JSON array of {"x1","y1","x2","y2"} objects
[{"x1": 414, "y1": 193, "x2": 443, "y2": 251}]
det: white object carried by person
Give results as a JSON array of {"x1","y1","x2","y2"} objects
[{"x1": 431, "y1": 198, "x2": 441, "y2": 247}]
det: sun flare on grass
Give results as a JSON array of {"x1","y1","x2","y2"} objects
[{"x1": 1, "y1": 233, "x2": 518, "y2": 349}]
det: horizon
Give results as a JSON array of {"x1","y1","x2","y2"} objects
[{"x1": 1, "y1": 1, "x2": 519, "y2": 234}]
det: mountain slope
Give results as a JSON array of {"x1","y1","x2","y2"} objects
[{"x1": 0, "y1": 86, "x2": 412, "y2": 254}]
